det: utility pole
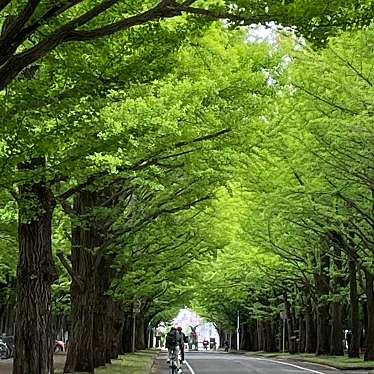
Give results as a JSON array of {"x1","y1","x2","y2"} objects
[
  {"x1": 237, "y1": 310, "x2": 240, "y2": 351},
  {"x1": 147, "y1": 323, "x2": 151, "y2": 349}
]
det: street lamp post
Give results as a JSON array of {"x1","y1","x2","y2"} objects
[{"x1": 237, "y1": 310, "x2": 240, "y2": 351}]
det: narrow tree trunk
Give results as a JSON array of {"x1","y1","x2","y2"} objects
[
  {"x1": 299, "y1": 315, "x2": 306, "y2": 353},
  {"x1": 364, "y1": 271, "x2": 374, "y2": 361},
  {"x1": 284, "y1": 292, "x2": 296, "y2": 353},
  {"x1": 257, "y1": 320, "x2": 264, "y2": 351},
  {"x1": 349, "y1": 259, "x2": 360, "y2": 358},
  {"x1": 329, "y1": 239, "x2": 344, "y2": 356},
  {"x1": 13, "y1": 157, "x2": 57, "y2": 374},
  {"x1": 315, "y1": 251, "x2": 330, "y2": 355}
]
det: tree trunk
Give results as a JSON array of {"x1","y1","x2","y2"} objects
[
  {"x1": 315, "y1": 250, "x2": 330, "y2": 355},
  {"x1": 122, "y1": 313, "x2": 133, "y2": 353},
  {"x1": 13, "y1": 157, "x2": 57, "y2": 374},
  {"x1": 64, "y1": 193, "x2": 97, "y2": 373},
  {"x1": 107, "y1": 300, "x2": 123, "y2": 359},
  {"x1": 329, "y1": 302, "x2": 344, "y2": 355},
  {"x1": 299, "y1": 315, "x2": 306, "y2": 353},
  {"x1": 329, "y1": 239, "x2": 344, "y2": 356},
  {"x1": 304, "y1": 303, "x2": 316, "y2": 353},
  {"x1": 93, "y1": 257, "x2": 111, "y2": 367},
  {"x1": 217, "y1": 328, "x2": 225, "y2": 348},
  {"x1": 284, "y1": 292, "x2": 296, "y2": 354},
  {"x1": 364, "y1": 271, "x2": 374, "y2": 361},
  {"x1": 349, "y1": 259, "x2": 360, "y2": 358},
  {"x1": 257, "y1": 320, "x2": 264, "y2": 351},
  {"x1": 264, "y1": 320, "x2": 275, "y2": 352}
]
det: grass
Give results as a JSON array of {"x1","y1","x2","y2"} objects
[
  {"x1": 55, "y1": 349, "x2": 159, "y2": 374},
  {"x1": 246, "y1": 351, "x2": 374, "y2": 369}
]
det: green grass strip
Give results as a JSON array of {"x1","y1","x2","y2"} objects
[
  {"x1": 56, "y1": 349, "x2": 159, "y2": 374},
  {"x1": 246, "y1": 352, "x2": 374, "y2": 370}
]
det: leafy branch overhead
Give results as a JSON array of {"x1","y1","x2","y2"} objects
[{"x1": 1, "y1": 0, "x2": 373, "y2": 89}]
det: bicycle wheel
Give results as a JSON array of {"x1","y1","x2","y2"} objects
[{"x1": 170, "y1": 350, "x2": 177, "y2": 374}]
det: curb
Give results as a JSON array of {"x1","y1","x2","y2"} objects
[{"x1": 147, "y1": 351, "x2": 161, "y2": 373}]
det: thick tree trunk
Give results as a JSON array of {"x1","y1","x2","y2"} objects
[
  {"x1": 304, "y1": 304, "x2": 316, "y2": 353},
  {"x1": 135, "y1": 312, "x2": 146, "y2": 350},
  {"x1": 93, "y1": 257, "x2": 111, "y2": 367},
  {"x1": 348, "y1": 259, "x2": 360, "y2": 358},
  {"x1": 240, "y1": 322, "x2": 251, "y2": 351},
  {"x1": 122, "y1": 313, "x2": 133, "y2": 353},
  {"x1": 364, "y1": 271, "x2": 374, "y2": 361},
  {"x1": 217, "y1": 328, "x2": 225, "y2": 348},
  {"x1": 107, "y1": 300, "x2": 123, "y2": 359},
  {"x1": 264, "y1": 320, "x2": 275, "y2": 352},
  {"x1": 329, "y1": 302, "x2": 344, "y2": 355},
  {"x1": 13, "y1": 157, "x2": 57, "y2": 374},
  {"x1": 64, "y1": 193, "x2": 97, "y2": 373}
]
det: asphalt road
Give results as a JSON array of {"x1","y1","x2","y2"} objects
[
  {"x1": 0, "y1": 354, "x2": 66, "y2": 374},
  {"x1": 154, "y1": 351, "x2": 370, "y2": 374}
]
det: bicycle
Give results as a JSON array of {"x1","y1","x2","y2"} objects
[{"x1": 169, "y1": 347, "x2": 182, "y2": 374}]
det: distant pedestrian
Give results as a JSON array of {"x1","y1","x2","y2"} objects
[{"x1": 224, "y1": 340, "x2": 229, "y2": 352}]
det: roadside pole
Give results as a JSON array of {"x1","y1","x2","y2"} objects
[
  {"x1": 236, "y1": 310, "x2": 240, "y2": 351},
  {"x1": 147, "y1": 323, "x2": 151, "y2": 349},
  {"x1": 280, "y1": 303, "x2": 287, "y2": 353}
]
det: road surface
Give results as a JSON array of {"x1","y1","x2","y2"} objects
[
  {"x1": 0, "y1": 354, "x2": 66, "y2": 374},
  {"x1": 153, "y1": 351, "x2": 369, "y2": 374}
]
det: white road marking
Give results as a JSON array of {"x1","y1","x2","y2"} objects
[
  {"x1": 254, "y1": 357, "x2": 328, "y2": 374},
  {"x1": 184, "y1": 360, "x2": 196, "y2": 374}
]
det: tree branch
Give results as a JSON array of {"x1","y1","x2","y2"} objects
[
  {"x1": 0, "y1": 0, "x2": 11, "y2": 13},
  {"x1": 56, "y1": 252, "x2": 84, "y2": 290},
  {"x1": 0, "y1": 0, "x2": 276, "y2": 90}
]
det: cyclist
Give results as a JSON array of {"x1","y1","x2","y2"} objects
[
  {"x1": 177, "y1": 326, "x2": 187, "y2": 364},
  {"x1": 166, "y1": 327, "x2": 183, "y2": 373}
]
